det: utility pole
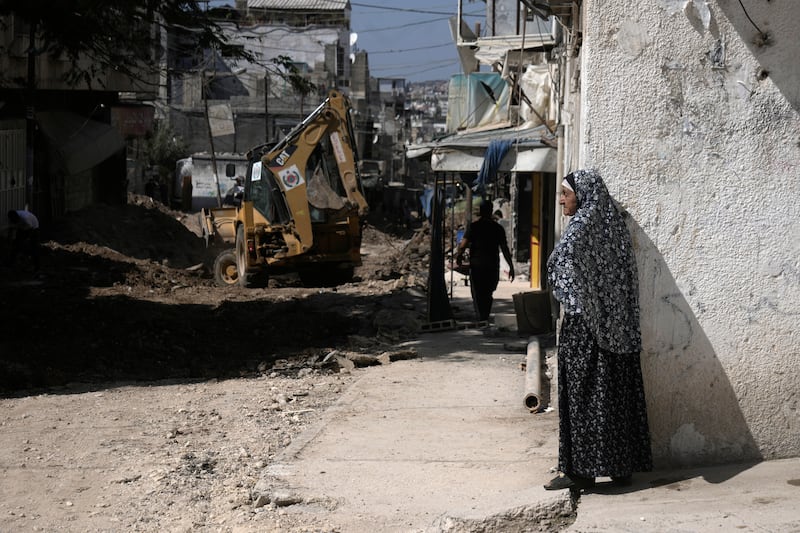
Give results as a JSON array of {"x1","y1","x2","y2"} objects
[
  {"x1": 25, "y1": 20, "x2": 37, "y2": 210},
  {"x1": 264, "y1": 70, "x2": 269, "y2": 143},
  {"x1": 203, "y1": 69, "x2": 223, "y2": 208}
]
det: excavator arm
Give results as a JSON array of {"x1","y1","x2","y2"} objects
[{"x1": 241, "y1": 89, "x2": 368, "y2": 265}]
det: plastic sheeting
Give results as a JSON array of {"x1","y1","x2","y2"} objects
[
  {"x1": 518, "y1": 65, "x2": 552, "y2": 127},
  {"x1": 445, "y1": 73, "x2": 510, "y2": 132},
  {"x1": 37, "y1": 111, "x2": 125, "y2": 175}
]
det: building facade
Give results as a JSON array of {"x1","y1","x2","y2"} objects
[
  {"x1": 562, "y1": 0, "x2": 799, "y2": 465},
  {"x1": 168, "y1": 0, "x2": 357, "y2": 156},
  {"x1": 426, "y1": 0, "x2": 798, "y2": 468},
  {"x1": 0, "y1": 12, "x2": 158, "y2": 220}
]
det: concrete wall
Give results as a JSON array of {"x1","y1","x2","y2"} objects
[
  {"x1": 168, "y1": 22, "x2": 350, "y2": 155},
  {"x1": 220, "y1": 23, "x2": 350, "y2": 99},
  {"x1": 577, "y1": 0, "x2": 800, "y2": 467}
]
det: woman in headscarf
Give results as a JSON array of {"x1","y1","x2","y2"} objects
[{"x1": 544, "y1": 169, "x2": 652, "y2": 491}]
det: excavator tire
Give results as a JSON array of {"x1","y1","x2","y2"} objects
[
  {"x1": 235, "y1": 225, "x2": 268, "y2": 288},
  {"x1": 213, "y1": 249, "x2": 238, "y2": 287}
]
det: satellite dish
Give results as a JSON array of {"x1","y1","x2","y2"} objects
[
  {"x1": 350, "y1": 53, "x2": 356, "y2": 63},
  {"x1": 350, "y1": 32, "x2": 358, "y2": 47}
]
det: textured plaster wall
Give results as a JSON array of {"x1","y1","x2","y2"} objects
[{"x1": 579, "y1": 0, "x2": 800, "y2": 466}]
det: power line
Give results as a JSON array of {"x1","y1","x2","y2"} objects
[
  {"x1": 370, "y1": 58, "x2": 456, "y2": 71},
  {"x1": 370, "y1": 60, "x2": 460, "y2": 81},
  {"x1": 353, "y1": 10, "x2": 483, "y2": 34},
  {"x1": 368, "y1": 42, "x2": 454, "y2": 55},
  {"x1": 355, "y1": 14, "x2": 455, "y2": 34},
  {"x1": 350, "y1": 2, "x2": 458, "y2": 15},
  {"x1": 737, "y1": 0, "x2": 768, "y2": 40},
  {"x1": 377, "y1": 61, "x2": 461, "y2": 80}
]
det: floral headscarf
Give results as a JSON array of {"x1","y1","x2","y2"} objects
[{"x1": 547, "y1": 169, "x2": 641, "y2": 354}]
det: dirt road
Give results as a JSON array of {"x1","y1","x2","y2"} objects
[{"x1": 0, "y1": 194, "x2": 435, "y2": 531}]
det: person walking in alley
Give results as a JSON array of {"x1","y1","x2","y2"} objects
[
  {"x1": 6, "y1": 208, "x2": 41, "y2": 271},
  {"x1": 544, "y1": 169, "x2": 652, "y2": 491},
  {"x1": 455, "y1": 200, "x2": 514, "y2": 322}
]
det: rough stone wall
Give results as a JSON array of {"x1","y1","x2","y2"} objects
[{"x1": 578, "y1": 0, "x2": 800, "y2": 466}]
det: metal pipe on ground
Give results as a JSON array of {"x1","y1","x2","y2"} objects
[{"x1": 523, "y1": 336, "x2": 542, "y2": 412}]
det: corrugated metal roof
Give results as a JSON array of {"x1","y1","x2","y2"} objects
[{"x1": 247, "y1": 0, "x2": 348, "y2": 10}]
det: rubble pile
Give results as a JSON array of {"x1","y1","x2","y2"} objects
[
  {"x1": 360, "y1": 222, "x2": 432, "y2": 290},
  {"x1": 46, "y1": 193, "x2": 212, "y2": 269},
  {"x1": 0, "y1": 194, "x2": 431, "y2": 393}
]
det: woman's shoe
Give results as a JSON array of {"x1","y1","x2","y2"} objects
[
  {"x1": 544, "y1": 473, "x2": 595, "y2": 490},
  {"x1": 543, "y1": 474, "x2": 573, "y2": 490}
]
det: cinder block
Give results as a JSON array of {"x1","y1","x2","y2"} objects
[{"x1": 512, "y1": 290, "x2": 554, "y2": 335}]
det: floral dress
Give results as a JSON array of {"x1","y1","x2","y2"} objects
[{"x1": 547, "y1": 169, "x2": 652, "y2": 478}]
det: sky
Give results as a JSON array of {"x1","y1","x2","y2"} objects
[
  {"x1": 207, "y1": 0, "x2": 481, "y2": 83},
  {"x1": 350, "y1": 1, "x2": 481, "y2": 83}
]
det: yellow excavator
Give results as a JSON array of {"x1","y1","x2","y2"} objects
[{"x1": 201, "y1": 90, "x2": 369, "y2": 287}]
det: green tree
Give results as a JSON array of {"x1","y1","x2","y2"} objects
[
  {"x1": 272, "y1": 55, "x2": 317, "y2": 100},
  {"x1": 145, "y1": 122, "x2": 186, "y2": 176},
  {"x1": 0, "y1": 0, "x2": 254, "y2": 88}
]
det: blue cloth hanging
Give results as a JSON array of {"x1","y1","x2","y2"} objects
[{"x1": 473, "y1": 139, "x2": 513, "y2": 193}]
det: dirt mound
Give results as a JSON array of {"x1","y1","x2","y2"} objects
[
  {"x1": 46, "y1": 193, "x2": 211, "y2": 269},
  {"x1": 357, "y1": 221, "x2": 431, "y2": 287},
  {"x1": 0, "y1": 195, "x2": 433, "y2": 394}
]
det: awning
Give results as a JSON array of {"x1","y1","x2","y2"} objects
[
  {"x1": 37, "y1": 111, "x2": 126, "y2": 175},
  {"x1": 406, "y1": 123, "x2": 557, "y2": 173},
  {"x1": 431, "y1": 145, "x2": 556, "y2": 172},
  {"x1": 405, "y1": 145, "x2": 433, "y2": 159}
]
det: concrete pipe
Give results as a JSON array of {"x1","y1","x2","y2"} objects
[{"x1": 523, "y1": 336, "x2": 542, "y2": 412}]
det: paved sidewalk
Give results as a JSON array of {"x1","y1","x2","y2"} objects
[
  {"x1": 257, "y1": 277, "x2": 800, "y2": 532},
  {"x1": 568, "y1": 459, "x2": 800, "y2": 532}
]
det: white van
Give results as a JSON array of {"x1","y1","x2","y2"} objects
[{"x1": 173, "y1": 152, "x2": 248, "y2": 211}]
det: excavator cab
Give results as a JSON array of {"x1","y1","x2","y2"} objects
[{"x1": 247, "y1": 158, "x2": 291, "y2": 226}]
